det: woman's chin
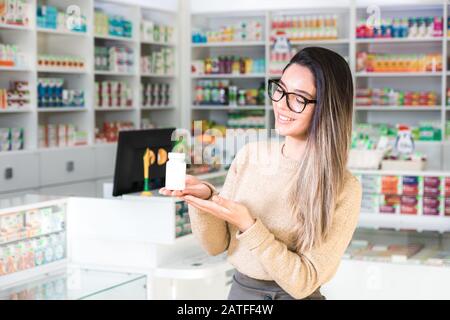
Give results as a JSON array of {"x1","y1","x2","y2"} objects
[{"x1": 275, "y1": 123, "x2": 293, "y2": 136}]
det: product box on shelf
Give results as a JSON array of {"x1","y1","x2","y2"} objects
[
  {"x1": 95, "y1": 81, "x2": 133, "y2": 108},
  {"x1": 356, "y1": 52, "x2": 442, "y2": 73},
  {"x1": 379, "y1": 194, "x2": 400, "y2": 214},
  {"x1": 95, "y1": 46, "x2": 134, "y2": 73},
  {"x1": 0, "y1": 127, "x2": 24, "y2": 152},
  {"x1": 94, "y1": 10, "x2": 132, "y2": 38},
  {"x1": 0, "y1": 43, "x2": 28, "y2": 68},
  {"x1": 175, "y1": 201, "x2": 191, "y2": 238},
  {"x1": 141, "y1": 48, "x2": 174, "y2": 75},
  {"x1": 0, "y1": 0, "x2": 29, "y2": 26},
  {"x1": 192, "y1": 19, "x2": 263, "y2": 44},
  {"x1": 356, "y1": 16, "x2": 443, "y2": 39},
  {"x1": 141, "y1": 20, "x2": 173, "y2": 43},
  {"x1": 142, "y1": 82, "x2": 170, "y2": 107},
  {"x1": 37, "y1": 4, "x2": 86, "y2": 32},
  {"x1": 38, "y1": 124, "x2": 87, "y2": 148},
  {"x1": 271, "y1": 14, "x2": 339, "y2": 41},
  {"x1": 0, "y1": 199, "x2": 67, "y2": 278},
  {"x1": 38, "y1": 78, "x2": 85, "y2": 108},
  {"x1": 37, "y1": 54, "x2": 85, "y2": 70},
  {"x1": 0, "y1": 81, "x2": 30, "y2": 110}
]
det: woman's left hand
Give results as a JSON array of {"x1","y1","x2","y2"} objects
[{"x1": 184, "y1": 194, "x2": 256, "y2": 233}]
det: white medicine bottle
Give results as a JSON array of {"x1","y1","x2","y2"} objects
[{"x1": 165, "y1": 152, "x2": 186, "y2": 190}]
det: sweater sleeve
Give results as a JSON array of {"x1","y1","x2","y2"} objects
[
  {"x1": 235, "y1": 175, "x2": 362, "y2": 299},
  {"x1": 188, "y1": 145, "x2": 248, "y2": 256}
]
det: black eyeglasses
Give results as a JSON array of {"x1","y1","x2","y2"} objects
[{"x1": 267, "y1": 79, "x2": 317, "y2": 114}]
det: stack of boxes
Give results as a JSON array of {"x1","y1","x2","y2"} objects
[
  {"x1": 0, "y1": 0, "x2": 29, "y2": 26},
  {"x1": 95, "y1": 45, "x2": 134, "y2": 73},
  {"x1": 141, "y1": 20, "x2": 174, "y2": 43},
  {"x1": 94, "y1": 10, "x2": 132, "y2": 38},
  {"x1": 0, "y1": 127, "x2": 23, "y2": 152},
  {"x1": 36, "y1": 4, "x2": 86, "y2": 32},
  {"x1": 95, "y1": 80, "x2": 133, "y2": 108},
  {"x1": 358, "y1": 174, "x2": 450, "y2": 216},
  {"x1": 0, "y1": 81, "x2": 29, "y2": 110},
  {"x1": 175, "y1": 201, "x2": 191, "y2": 238},
  {"x1": 95, "y1": 121, "x2": 135, "y2": 144},
  {"x1": 141, "y1": 48, "x2": 174, "y2": 75},
  {"x1": 38, "y1": 78, "x2": 84, "y2": 108},
  {"x1": 141, "y1": 82, "x2": 170, "y2": 107},
  {"x1": 38, "y1": 124, "x2": 87, "y2": 148}
]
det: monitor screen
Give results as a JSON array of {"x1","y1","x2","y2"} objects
[{"x1": 112, "y1": 128, "x2": 176, "y2": 197}]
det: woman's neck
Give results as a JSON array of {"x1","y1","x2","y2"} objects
[{"x1": 283, "y1": 135, "x2": 307, "y2": 161}]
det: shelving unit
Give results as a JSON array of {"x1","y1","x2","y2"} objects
[
  {"x1": 185, "y1": 1, "x2": 450, "y2": 171},
  {"x1": 0, "y1": 0, "x2": 178, "y2": 198}
]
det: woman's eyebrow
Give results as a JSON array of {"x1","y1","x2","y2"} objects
[{"x1": 279, "y1": 79, "x2": 314, "y2": 99}]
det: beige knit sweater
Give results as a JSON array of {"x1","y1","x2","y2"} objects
[{"x1": 188, "y1": 139, "x2": 362, "y2": 299}]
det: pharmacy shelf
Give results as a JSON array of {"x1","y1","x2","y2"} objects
[
  {"x1": 358, "y1": 213, "x2": 450, "y2": 233},
  {"x1": 355, "y1": 37, "x2": 444, "y2": 44},
  {"x1": 38, "y1": 108, "x2": 87, "y2": 113},
  {"x1": 191, "y1": 73, "x2": 266, "y2": 79},
  {"x1": 355, "y1": 72, "x2": 443, "y2": 77},
  {"x1": 94, "y1": 70, "x2": 136, "y2": 76},
  {"x1": 355, "y1": 106, "x2": 442, "y2": 111},
  {"x1": 141, "y1": 73, "x2": 175, "y2": 78},
  {"x1": 350, "y1": 169, "x2": 450, "y2": 177},
  {"x1": 191, "y1": 41, "x2": 266, "y2": 48},
  {"x1": 141, "y1": 106, "x2": 175, "y2": 110},
  {"x1": 37, "y1": 28, "x2": 88, "y2": 37},
  {"x1": 94, "y1": 70, "x2": 136, "y2": 77},
  {"x1": 94, "y1": 34, "x2": 136, "y2": 43},
  {"x1": 0, "y1": 23, "x2": 32, "y2": 31},
  {"x1": 141, "y1": 40, "x2": 175, "y2": 47},
  {"x1": 39, "y1": 145, "x2": 91, "y2": 152},
  {"x1": 37, "y1": 67, "x2": 87, "y2": 74},
  {"x1": 289, "y1": 38, "x2": 350, "y2": 45},
  {"x1": 0, "y1": 109, "x2": 32, "y2": 113},
  {"x1": 94, "y1": 107, "x2": 136, "y2": 112},
  {"x1": 0, "y1": 66, "x2": 32, "y2": 72},
  {"x1": 191, "y1": 105, "x2": 266, "y2": 111}
]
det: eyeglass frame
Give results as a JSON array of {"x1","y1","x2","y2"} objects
[{"x1": 267, "y1": 79, "x2": 317, "y2": 114}]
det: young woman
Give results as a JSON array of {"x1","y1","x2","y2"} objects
[{"x1": 159, "y1": 47, "x2": 362, "y2": 300}]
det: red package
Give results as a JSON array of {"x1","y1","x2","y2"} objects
[{"x1": 401, "y1": 205, "x2": 418, "y2": 215}]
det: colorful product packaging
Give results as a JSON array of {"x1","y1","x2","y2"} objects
[
  {"x1": 422, "y1": 196, "x2": 444, "y2": 216},
  {"x1": 37, "y1": 4, "x2": 87, "y2": 32},
  {"x1": 37, "y1": 54, "x2": 85, "y2": 70},
  {"x1": 356, "y1": 52, "x2": 442, "y2": 73},
  {"x1": 271, "y1": 14, "x2": 338, "y2": 41},
  {"x1": 379, "y1": 194, "x2": 400, "y2": 214},
  {"x1": 95, "y1": 81, "x2": 133, "y2": 108},
  {"x1": 357, "y1": 16, "x2": 443, "y2": 39},
  {"x1": 0, "y1": 0, "x2": 29, "y2": 26},
  {"x1": 141, "y1": 19, "x2": 174, "y2": 43},
  {"x1": 400, "y1": 195, "x2": 421, "y2": 215},
  {"x1": 0, "y1": 81, "x2": 30, "y2": 110}
]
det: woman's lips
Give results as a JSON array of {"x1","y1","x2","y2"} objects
[{"x1": 277, "y1": 113, "x2": 295, "y2": 124}]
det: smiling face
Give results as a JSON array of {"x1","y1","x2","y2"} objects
[{"x1": 272, "y1": 64, "x2": 317, "y2": 138}]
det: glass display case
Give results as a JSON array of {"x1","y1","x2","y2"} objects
[
  {"x1": 345, "y1": 227, "x2": 450, "y2": 267},
  {"x1": 0, "y1": 265, "x2": 147, "y2": 300},
  {"x1": 0, "y1": 195, "x2": 68, "y2": 280}
]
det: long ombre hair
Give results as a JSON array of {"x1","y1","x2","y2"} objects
[{"x1": 285, "y1": 47, "x2": 354, "y2": 253}]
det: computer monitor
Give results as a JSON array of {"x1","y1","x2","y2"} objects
[{"x1": 112, "y1": 128, "x2": 176, "y2": 197}]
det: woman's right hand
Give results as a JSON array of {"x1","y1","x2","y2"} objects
[{"x1": 159, "y1": 175, "x2": 212, "y2": 200}]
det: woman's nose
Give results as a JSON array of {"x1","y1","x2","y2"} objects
[{"x1": 274, "y1": 96, "x2": 289, "y2": 111}]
